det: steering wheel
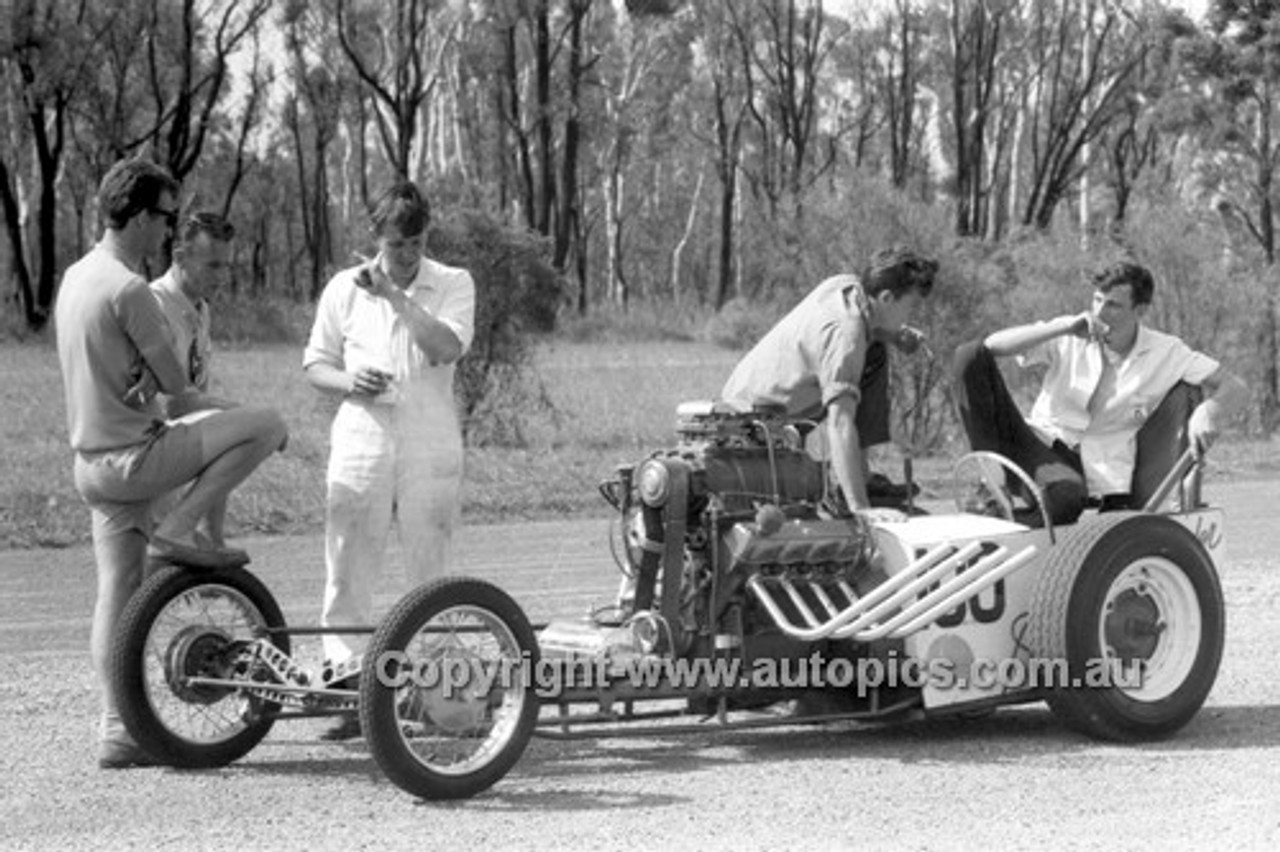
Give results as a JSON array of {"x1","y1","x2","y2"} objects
[{"x1": 952, "y1": 451, "x2": 1055, "y2": 543}]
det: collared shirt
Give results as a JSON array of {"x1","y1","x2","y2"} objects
[
  {"x1": 150, "y1": 270, "x2": 211, "y2": 390},
  {"x1": 303, "y1": 255, "x2": 476, "y2": 407},
  {"x1": 720, "y1": 274, "x2": 871, "y2": 421},
  {"x1": 1020, "y1": 323, "x2": 1219, "y2": 494},
  {"x1": 54, "y1": 244, "x2": 190, "y2": 453}
]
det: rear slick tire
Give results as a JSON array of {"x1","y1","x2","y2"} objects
[{"x1": 1029, "y1": 513, "x2": 1224, "y2": 742}]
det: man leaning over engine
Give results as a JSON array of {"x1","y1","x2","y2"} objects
[{"x1": 720, "y1": 246, "x2": 938, "y2": 518}]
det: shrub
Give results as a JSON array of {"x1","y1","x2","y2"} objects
[{"x1": 425, "y1": 210, "x2": 566, "y2": 447}]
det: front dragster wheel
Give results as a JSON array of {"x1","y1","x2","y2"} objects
[
  {"x1": 111, "y1": 564, "x2": 289, "y2": 768},
  {"x1": 1029, "y1": 513, "x2": 1223, "y2": 742},
  {"x1": 361, "y1": 577, "x2": 539, "y2": 801}
]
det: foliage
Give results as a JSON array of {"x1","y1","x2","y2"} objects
[
  {"x1": 4, "y1": 0, "x2": 1280, "y2": 437},
  {"x1": 425, "y1": 210, "x2": 566, "y2": 447}
]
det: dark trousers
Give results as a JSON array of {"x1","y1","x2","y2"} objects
[
  {"x1": 951, "y1": 340, "x2": 1087, "y2": 524},
  {"x1": 857, "y1": 340, "x2": 891, "y2": 448}
]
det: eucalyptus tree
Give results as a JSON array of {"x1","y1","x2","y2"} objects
[
  {"x1": 729, "y1": 0, "x2": 843, "y2": 218},
  {"x1": 689, "y1": 0, "x2": 752, "y2": 309},
  {"x1": 596, "y1": 0, "x2": 694, "y2": 307},
  {"x1": 283, "y1": 0, "x2": 346, "y2": 299},
  {"x1": 1018, "y1": 0, "x2": 1151, "y2": 229},
  {"x1": 0, "y1": 0, "x2": 100, "y2": 329},
  {"x1": 1171, "y1": 0, "x2": 1280, "y2": 428},
  {"x1": 335, "y1": 0, "x2": 458, "y2": 181}
]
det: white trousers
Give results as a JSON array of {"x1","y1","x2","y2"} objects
[{"x1": 321, "y1": 397, "x2": 462, "y2": 664}]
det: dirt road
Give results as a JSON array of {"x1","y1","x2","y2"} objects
[{"x1": 3, "y1": 480, "x2": 1279, "y2": 851}]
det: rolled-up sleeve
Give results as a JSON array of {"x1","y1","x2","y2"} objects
[
  {"x1": 435, "y1": 269, "x2": 476, "y2": 354},
  {"x1": 817, "y1": 317, "x2": 865, "y2": 410}
]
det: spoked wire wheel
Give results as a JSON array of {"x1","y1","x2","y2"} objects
[
  {"x1": 361, "y1": 577, "x2": 539, "y2": 800},
  {"x1": 111, "y1": 564, "x2": 288, "y2": 767}
]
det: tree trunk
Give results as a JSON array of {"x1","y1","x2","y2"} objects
[
  {"x1": 0, "y1": 159, "x2": 36, "y2": 327},
  {"x1": 310, "y1": 140, "x2": 332, "y2": 301},
  {"x1": 715, "y1": 163, "x2": 736, "y2": 310},
  {"x1": 670, "y1": 166, "x2": 705, "y2": 308},
  {"x1": 1258, "y1": 93, "x2": 1278, "y2": 430},
  {"x1": 605, "y1": 166, "x2": 627, "y2": 307},
  {"x1": 535, "y1": 1, "x2": 555, "y2": 235}
]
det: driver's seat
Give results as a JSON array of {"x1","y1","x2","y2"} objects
[{"x1": 1131, "y1": 382, "x2": 1204, "y2": 512}]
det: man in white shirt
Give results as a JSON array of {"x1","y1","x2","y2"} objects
[
  {"x1": 304, "y1": 182, "x2": 475, "y2": 739},
  {"x1": 953, "y1": 261, "x2": 1247, "y2": 524}
]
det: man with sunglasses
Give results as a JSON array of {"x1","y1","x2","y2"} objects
[{"x1": 54, "y1": 159, "x2": 288, "y2": 769}]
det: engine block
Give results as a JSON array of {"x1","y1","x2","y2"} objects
[{"x1": 603, "y1": 402, "x2": 880, "y2": 657}]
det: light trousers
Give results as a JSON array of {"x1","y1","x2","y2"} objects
[{"x1": 321, "y1": 394, "x2": 462, "y2": 664}]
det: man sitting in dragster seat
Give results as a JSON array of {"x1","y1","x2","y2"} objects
[
  {"x1": 952, "y1": 260, "x2": 1248, "y2": 526},
  {"x1": 719, "y1": 246, "x2": 938, "y2": 519}
]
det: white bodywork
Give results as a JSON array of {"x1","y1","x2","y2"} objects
[{"x1": 871, "y1": 509, "x2": 1225, "y2": 710}]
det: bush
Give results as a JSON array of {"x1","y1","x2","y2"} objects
[{"x1": 425, "y1": 211, "x2": 566, "y2": 447}]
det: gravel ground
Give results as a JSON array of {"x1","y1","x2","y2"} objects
[{"x1": 2, "y1": 480, "x2": 1280, "y2": 851}]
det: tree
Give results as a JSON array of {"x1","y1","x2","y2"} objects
[
  {"x1": 335, "y1": 0, "x2": 456, "y2": 180},
  {"x1": 597, "y1": 1, "x2": 689, "y2": 307},
  {"x1": 882, "y1": 0, "x2": 926, "y2": 190},
  {"x1": 0, "y1": 0, "x2": 99, "y2": 330},
  {"x1": 1173, "y1": 0, "x2": 1280, "y2": 429},
  {"x1": 78, "y1": 0, "x2": 268, "y2": 179},
  {"x1": 1020, "y1": 0, "x2": 1150, "y2": 230},
  {"x1": 488, "y1": 0, "x2": 601, "y2": 298},
  {"x1": 730, "y1": 0, "x2": 840, "y2": 218},
  {"x1": 691, "y1": 2, "x2": 751, "y2": 309},
  {"x1": 947, "y1": 0, "x2": 1013, "y2": 237},
  {"x1": 284, "y1": 1, "x2": 344, "y2": 299},
  {"x1": 149, "y1": 0, "x2": 271, "y2": 182},
  {"x1": 825, "y1": 12, "x2": 887, "y2": 174}
]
